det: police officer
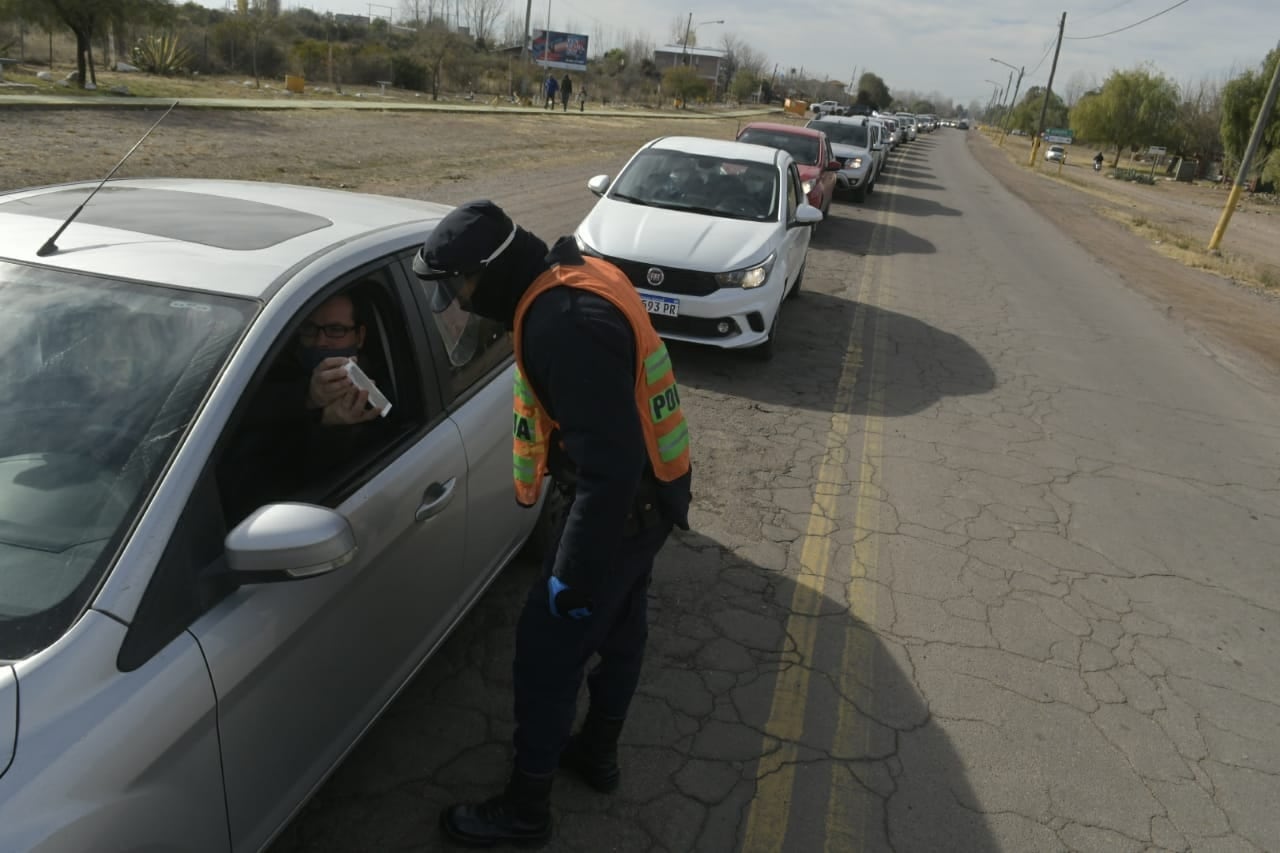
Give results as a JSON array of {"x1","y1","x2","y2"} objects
[{"x1": 413, "y1": 201, "x2": 693, "y2": 848}]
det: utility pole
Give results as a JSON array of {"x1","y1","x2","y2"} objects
[
  {"x1": 1209, "y1": 47, "x2": 1280, "y2": 251},
  {"x1": 1001, "y1": 66, "x2": 1025, "y2": 146},
  {"x1": 1029, "y1": 11, "x2": 1067, "y2": 167},
  {"x1": 522, "y1": 0, "x2": 532, "y2": 62},
  {"x1": 681, "y1": 12, "x2": 692, "y2": 66}
]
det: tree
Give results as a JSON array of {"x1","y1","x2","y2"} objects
[
  {"x1": 1220, "y1": 48, "x2": 1280, "y2": 181},
  {"x1": 1174, "y1": 75, "x2": 1223, "y2": 160},
  {"x1": 1009, "y1": 86, "x2": 1067, "y2": 134},
  {"x1": 415, "y1": 20, "x2": 465, "y2": 99},
  {"x1": 1062, "y1": 70, "x2": 1096, "y2": 108},
  {"x1": 669, "y1": 15, "x2": 690, "y2": 47},
  {"x1": 729, "y1": 67, "x2": 760, "y2": 102},
  {"x1": 400, "y1": 0, "x2": 429, "y2": 28},
  {"x1": 856, "y1": 71, "x2": 890, "y2": 110},
  {"x1": 1069, "y1": 65, "x2": 1180, "y2": 167},
  {"x1": 662, "y1": 63, "x2": 707, "y2": 107},
  {"x1": 910, "y1": 99, "x2": 935, "y2": 115},
  {"x1": 463, "y1": 0, "x2": 504, "y2": 46}
]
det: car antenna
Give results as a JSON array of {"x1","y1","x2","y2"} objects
[{"x1": 36, "y1": 100, "x2": 180, "y2": 258}]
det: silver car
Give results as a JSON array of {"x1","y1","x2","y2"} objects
[
  {"x1": 0, "y1": 179, "x2": 554, "y2": 851},
  {"x1": 805, "y1": 117, "x2": 876, "y2": 202}
]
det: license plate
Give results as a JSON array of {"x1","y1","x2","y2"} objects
[{"x1": 640, "y1": 293, "x2": 680, "y2": 317}]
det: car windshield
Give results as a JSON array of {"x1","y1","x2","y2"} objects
[
  {"x1": 809, "y1": 121, "x2": 869, "y2": 148},
  {"x1": 0, "y1": 261, "x2": 253, "y2": 661},
  {"x1": 737, "y1": 129, "x2": 821, "y2": 166},
  {"x1": 609, "y1": 149, "x2": 779, "y2": 222}
]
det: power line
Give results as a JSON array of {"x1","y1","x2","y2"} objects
[
  {"x1": 1064, "y1": 0, "x2": 1192, "y2": 40},
  {"x1": 1075, "y1": 0, "x2": 1137, "y2": 25},
  {"x1": 1026, "y1": 38, "x2": 1056, "y2": 78}
]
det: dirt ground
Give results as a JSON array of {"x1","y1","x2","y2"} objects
[
  {"x1": 967, "y1": 129, "x2": 1280, "y2": 386},
  {"x1": 985, "y1": 132, "x2": 1280, "y2": 278},
  {"x1": 0, "y1": 108, "x2": 757, "y2": 198}
]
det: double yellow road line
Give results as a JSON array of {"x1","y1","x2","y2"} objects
[{"x1": 740, "y1": 193, "x2": 894, "y2": 853}]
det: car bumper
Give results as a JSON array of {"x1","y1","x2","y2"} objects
[
  {"x1": 836, "y1": 165, "x2": 871, "y2": 189},
  {"x1": 636, "y1": 277, "x2": 785, "y2": 350}
]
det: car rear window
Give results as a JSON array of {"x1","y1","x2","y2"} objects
[
  {"x1": 808, "y1": 122, "x2": 869, "y2": 148},
  {"x1": 736, "y1": 129, "x2": 821, "y2": 166},
  {"x1": 0, "y1": 261, "x2": 254, "y2": 660}
]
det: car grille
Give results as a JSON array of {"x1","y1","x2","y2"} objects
[
  {"x1": 650, "y1": 314, "x2": 741, "y2": 338},
  {"x1": 602, "y1": 256, "x2": 721, "y2": 297}
]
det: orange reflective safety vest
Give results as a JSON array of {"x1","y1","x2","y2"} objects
[{"x1": 511, "y1": 258, "x2": 691, "y2": 507}]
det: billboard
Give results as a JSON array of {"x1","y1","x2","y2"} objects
[{"x1": 532, "y1": 30, "x2": 588, "y2": 70}]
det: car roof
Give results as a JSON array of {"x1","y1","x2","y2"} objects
[
  {"x1": 810, "y1": 116, "x2": 869, "y2": 127},
  {"x1": 648, "y1": 135, "x2": 783, "y2": 165},
  {"x1": 738, "y1": 122, "x2": 824, "y2": 140},
  {"x1": 0, "y1": 178, "x2": 452, "y2": 299}
]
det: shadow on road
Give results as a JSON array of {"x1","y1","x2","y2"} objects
[
  {"x1": 880, "y1": 193, "x2": 962, "y2": 218},
  {"x1": 670, "y1": 290, "x2": 994, "y2": 417},
  {"x1": 269, "y1": 527, "x2": 997, "y2": 852},
  {"x1": 877, "y1": 175, "x2": 946, "y2": 194}
]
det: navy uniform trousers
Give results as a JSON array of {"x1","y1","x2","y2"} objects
[{"x1": 512, "y1": 519, "x2": 674, "y2": 776}]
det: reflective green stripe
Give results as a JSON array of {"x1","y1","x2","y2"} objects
[
  {"x1": 644, "y1": 346, "x2": 672, "y2": 385},
  {"x1": 514, "y1": 370, "x2": 534, "y2": 406},
  {"x1": 513, "y1": 452, "x2": 536, "y2": 483},
  {"x1": 657, "y1": 421, "x2": 690, "y2": 462}
]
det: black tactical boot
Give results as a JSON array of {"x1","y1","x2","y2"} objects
[
  {"x1": 559, "y1": 712, "x2": 625, "y2": 793},
  {"x1": 440, "y1": 769, "x2": 553, "y2": 848}
]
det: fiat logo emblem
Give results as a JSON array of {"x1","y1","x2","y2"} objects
[{"x1": 646, "y1": 267, "x2": 665, "y2": 287}]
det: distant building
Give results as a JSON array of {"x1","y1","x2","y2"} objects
[{"x1": 653, "y1": 44, "x2": 727, "y2": 94}]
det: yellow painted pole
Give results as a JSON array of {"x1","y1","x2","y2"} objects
[{"x1": 1208, "y1": 47, "x2": 1280, "y2": 252}]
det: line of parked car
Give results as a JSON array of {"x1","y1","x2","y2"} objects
[{"x1": 0, "y1": 107, "x2": 935, "y2": 851}]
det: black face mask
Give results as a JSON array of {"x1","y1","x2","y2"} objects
[{"x1": 299, "y1": 346, "x2": 359, "y2": 373}]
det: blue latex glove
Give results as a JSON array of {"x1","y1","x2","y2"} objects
[{"x1": 548, "y1": 576, "x2": 593, "y2": 620}]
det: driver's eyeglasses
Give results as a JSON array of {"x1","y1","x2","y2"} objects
[{"x1": 298, "y1": 322, "x2": 357, "y2": 341}]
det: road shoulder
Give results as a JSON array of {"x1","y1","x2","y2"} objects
[{"x1": 966, "y1": 131, "x2": 1280, "y2": 387}]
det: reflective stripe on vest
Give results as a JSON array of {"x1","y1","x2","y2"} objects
[{"x1": 510, "y1": 257, "x2": 691, "y2": 507}]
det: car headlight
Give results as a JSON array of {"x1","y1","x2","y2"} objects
[
  {"x1": 574, "y1": 233, "x2": 602, "y2": 257},
  {"x1": 801, "y1": 179, "x2": 815, "y2": 194},
  {"x1": 715, "y1": 253, "x2": 776, "y2": 290},
  {"x1": 845, "y1": 157, "x2": 863, "y2": 169}
]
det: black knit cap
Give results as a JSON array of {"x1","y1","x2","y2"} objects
[{"x1": 413, "y1": 200, "x2": 516, "y2": 283}]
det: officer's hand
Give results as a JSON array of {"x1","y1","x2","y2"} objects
[
  {"x1": 320, "y1": 387, "x2": 380, "y2": 426},
  {"x1": 548, "y1": 577, "x2": 593, "y2": 620},
  {"x1": 309, "y1": 357, "x2": 354, "y2": 408}
]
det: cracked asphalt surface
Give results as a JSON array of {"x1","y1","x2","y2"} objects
[{"x1": 270, "y1": 129, "x2": 1280, "y2": 852}]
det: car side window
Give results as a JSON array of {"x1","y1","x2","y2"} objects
[
  {"x1": 400, "y1": 255, "x2": 513, "y2": 406},
  {"x1": 787, "y1": 164, "x2": 801, "y2": 219},
  {"x1": 120, "y1": 257, "x2": 438, "y2": 670},
  {"x1": 216, "y1": 262, "x2": 433, "y2": 525}
]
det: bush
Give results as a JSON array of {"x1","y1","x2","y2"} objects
[
  {"x1": 392, "y1": 53, "x2": 428, "y2": 91},
  {"x1": 132, "y1": 33, "x2": 194, "y2": 75}
]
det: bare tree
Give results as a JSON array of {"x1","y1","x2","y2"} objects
[
  {"x1": 1062, "y1": 70, "x2": 1097, "y2": 108},
  {"x1": 669, "y1": 15, "x2": 690, "y2": 46},
  {"x1": 400, "y1": 0, "x2": 430, "y2": 28},
  {"x1": 463, "y1": 0, "x2": 504, "y2": 44}
]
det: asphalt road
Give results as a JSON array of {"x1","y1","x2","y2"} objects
[{"x1": 271, "y1": 129, "x2": 1280, "y2": 852}]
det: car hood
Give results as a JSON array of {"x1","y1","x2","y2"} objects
[
  {"x1": 579, "y1": 198, "x2": 779, "y2": 272},
  {"x1": 0, "y1": 665, "x2": 14, "y2": 779},
  {"x1": 796, "y1": 163, "x2": 821, "y2": 180}
]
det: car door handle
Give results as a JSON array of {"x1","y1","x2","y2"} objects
[{"x1": 415, "y1": 477, "x2": 457, "y2": 523}]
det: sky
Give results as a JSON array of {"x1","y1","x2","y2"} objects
[{"x1": 199, "y1": 0, "x2": 1278, "y2": 106}]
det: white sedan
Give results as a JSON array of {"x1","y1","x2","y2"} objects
[{"x1": 574, "y1": 136, "x2": 822, "y2": 360}]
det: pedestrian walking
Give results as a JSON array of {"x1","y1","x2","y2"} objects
[
  {"x1": 578, "y1": 83, "x2": 587, "y2": 112},
  {"x1": 543, "y1": 73, "x2": 558, "y2": 110},
  {"x1": 560, "y1": 74, "x2": 573, "y2": 112},
  {"x1": 413, "y1": 200, "x2": 693, "y2": 848}
]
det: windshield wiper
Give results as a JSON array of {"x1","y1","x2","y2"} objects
[{"x1": 609, "y1": 191, "x2": 654, "y2": 207}]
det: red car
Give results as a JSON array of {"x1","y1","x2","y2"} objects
[{"x1": 735, "y1": 122, "x2": 840, "y2": 221}]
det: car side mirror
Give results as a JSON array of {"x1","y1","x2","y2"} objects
[
  {"x1": 225, "y1": 503, "x2": 357, "y2": 583},
  {"x1": 824, "y1": 160, "x2": 842, "y2": 172},
  {"x1": 587, "y1": 174, "x2": 611, "y2": 196},
  {"x1": 792, "y1": 203, "x2": 823, "y2": 227}
]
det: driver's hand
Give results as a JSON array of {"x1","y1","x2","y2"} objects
[
  {"x1": 320, "y1": 387, "x2": 380, "y2": 425},
  {"x1": 308, "y1": 356, "x2": 354, "y2": 409}
]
